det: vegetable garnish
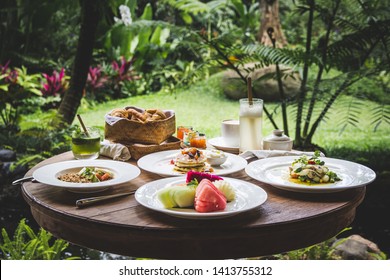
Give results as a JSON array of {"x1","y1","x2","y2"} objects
[{"x1": 289, "y1": 151, "x2": 342, "y2": 184}]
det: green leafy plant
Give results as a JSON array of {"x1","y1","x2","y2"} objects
[
  {"x1": 176, "y1": 0, "x2": 390, "y2": 149},
  {"x1": 0, "y1": 219, "x2": 79, "y2": 260},
  {"x1": 0, "y1": 63, "x2": 42, "y2": 132}
]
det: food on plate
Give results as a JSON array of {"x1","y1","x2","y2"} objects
[
  {"x1": 185, "y1": 170, "x2": 222, "y2": 183},
  {"x1": 109, "y1": 107, "x2": 167, "y2": 123},
  {"x1": 172, "y1": 148, "x2": 214, "y2": 173},
  {"x1": 157, "y1": 183, "x2": 196, "y2": 208},
  {"x1": 213, "y1": 180, "x2": 235, "y2": 202},
  {"x1": 157, "y1": 172, "x2": 235, "y2": 212},
  {"x1": 289, "y1": 151, "x2": 342, "y2": 184},
  {"x1": 205, "y1": 149, "x2": 227, "y2": 166},
  {"x1": 194, "y1": 179, "x2": 227, "y2": 212},
  {"x1": 58, "y1": 167, "x2": 113, "y2": 183}
]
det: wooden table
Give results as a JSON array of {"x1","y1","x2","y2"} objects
[{"x1": 21, "y1": 152, "x2": 365, "y2": 260}]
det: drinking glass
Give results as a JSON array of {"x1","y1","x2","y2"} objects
[
  {"x1": 239, "y1": 98, "x2": 263, "y2": 153},
  {"x1": 71, "y1": 127, "x2": 101, "y2": 160}
]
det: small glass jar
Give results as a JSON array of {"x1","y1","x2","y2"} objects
[
  {"x1": 183, "y1": 130, "x2": 197, "y2": 146},
  {"x1": 190, "y1": 133, "x2": 207, "y2": 149},
  {"x1": 177, "y1": 126, "x2": 193, "y2": 140}
]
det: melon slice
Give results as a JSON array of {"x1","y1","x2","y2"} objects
[
  {"x1": 157, "y1": 184, "x2": 196, "y2": 208},
  {"x1": 194, "y1": 179, "x2": 227, "y2": 212}
]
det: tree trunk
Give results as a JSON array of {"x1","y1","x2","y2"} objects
[
  {"x1": 258, "y1": 0, "x2": 287, "y2": 47},
  {"x1": 58, "y1": 0, "x2": 101, "y2": 124}
]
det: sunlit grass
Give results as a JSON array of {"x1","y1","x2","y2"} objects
[{"x1": 22, "y1": 72, "x2": 390, "y2": 157}]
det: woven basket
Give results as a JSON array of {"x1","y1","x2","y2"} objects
[
  {"x1": 104, "y1": 107, "x2": 176, "y2": 145},
  {"x1": 127, "y1": 136, "x2": 181, "y2": 160}
]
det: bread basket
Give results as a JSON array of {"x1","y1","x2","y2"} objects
[{"x1": 104, "y1": 106, "x2": 176, "y2": 145}]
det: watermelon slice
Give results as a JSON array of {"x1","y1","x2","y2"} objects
[
  {"x1": 186, "y1": 171, "x2": 223, "y2": 184},
  {"x1": 194, "y1": 179, "x2": 227, "y2": 212}
]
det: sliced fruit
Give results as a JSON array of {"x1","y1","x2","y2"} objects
[
  {"x1": 185, "y1": 171, "x2": 223, "y2": 184},
  {"x1": 157, "y1": 184, "x2": 196, "y2": 208},
  {"x1": 194, "y1": 179, "x2": 227, "y2": 212},
  {"x1": 213, "y1": 180, "x2": 235, "y2": 202}
]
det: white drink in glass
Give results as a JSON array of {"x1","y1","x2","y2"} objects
[{"x1": 239, "y1": 98, "x2": 263, "y2": 152}]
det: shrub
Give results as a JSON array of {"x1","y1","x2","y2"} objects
[{"x1": 0, "y1": 219, "x2": 79, "y2": 260}]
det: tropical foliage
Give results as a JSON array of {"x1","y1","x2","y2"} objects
[
  {"x1": 0, "y1": 0, "x2": 389, "y2": 260},
  {"x1": 0, "y1": 219, "x2": 78, "y2": 260}
]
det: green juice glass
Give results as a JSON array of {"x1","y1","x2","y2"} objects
[{"x1": 71, "y1": 127, "x2": 101, "y2": 160}]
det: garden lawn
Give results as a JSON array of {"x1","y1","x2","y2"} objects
[{"x1": 22, "y1": 72, "x2": 390, "y2": 169}]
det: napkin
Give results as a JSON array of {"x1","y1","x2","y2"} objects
[
  {"x1": 100, "y1": 140, "x2": 131, "y2": 161},
  {"x1": 239, "y1": 149, "x2": 325, "y2": 159}
]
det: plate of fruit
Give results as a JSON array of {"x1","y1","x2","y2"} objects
[{"x1": 135, "y1": 171, "x2": 267, "y2": 219}]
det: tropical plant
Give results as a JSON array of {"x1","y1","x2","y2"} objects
[
  {"x1": 58, "y1": 0, "x2": 105, "y2": 125},
  {"x1": 41, "y1": 68, "x2": 69, "y2": 97},
  {"x1": 169, "y1": 0, "x2": 390, "y2": 149},
  {"x1": 0, "y1": 0, "x2": 80, "y2": 71},
  {"x1": 0, "y1": 219, "x2": 78, "y2": 260},
  {"x1": 85, "y1": 65, "x2": 109, "y2": 101},
  {"x1": 0, "y1": 63, "x2": 42, "y2": 132}
]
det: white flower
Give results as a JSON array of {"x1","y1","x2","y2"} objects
[
  {"x1": 114, "y1": 5, "x2": 132, "y2": 26},
  {"x1": 120, "y1": 5, "x2": 132, "y2": 26}
]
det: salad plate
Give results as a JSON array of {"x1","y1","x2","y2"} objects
[
  {"x1": 33, "y1": 160, "x2": 141, "y2": 193},
  {"x1": 208, "y1": 137, "x2": 239, "y2": 154},
  {"x1": 245, "y1": 156, "x2": 376, "y2": 193},
  {"x1": 135, "y1": 177, "x2": 267, "y2": 219},
  {"x1": 137, "y1": 150, "x2": 247, "y2": 177}
]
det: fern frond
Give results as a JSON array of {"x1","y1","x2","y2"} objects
[
  {"x1": 371, "y1": 104, "x2": 390, "y2": 132},
  {"x1": 336, "y1": 97, "x2": 364, "y2": 134},
  {"x1": 326, "y1": 19, "x2": 390, "y2": 71}
]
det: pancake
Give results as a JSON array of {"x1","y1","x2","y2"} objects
[{"x1": 173, "y1": 148, "x2": 213, "y2": 173}]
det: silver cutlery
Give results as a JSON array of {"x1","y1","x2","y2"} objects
[
  {"x1": 12, "y1": 176, "x2": 37, "y2": 185},
  {"x1": 76, "y1": 190, "x2": 136, "y2": 208}
]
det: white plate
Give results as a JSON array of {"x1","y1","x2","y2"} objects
[
  {"x1": 33, "y1": 160, "x2": 141, "y2": 193},
  {"x1": 137, "y1": 150, "x2": 247, "y2": 177},
  {"x1": 135, "y1": 177, "x2": 267, "y2": 219},
  {"x1": 208, "y1": 137, "x2": 239, "y2": 154},
  {"x1": 245, "y1": 156, "x2": 376, "y2": 193}
]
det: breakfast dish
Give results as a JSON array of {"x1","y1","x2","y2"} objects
[
  {"x1": 245, "y1": 156, "x2": 376, "y2": 193},
  {"x1": 172, "y1": 148, "x2": 212, "y2": 173},
  {"x1": 33, "y1": 160, "x2": 140, "y2": 193},
  {"x1": 205, "y1": 149, "x2": 228, "y2": 166},
  {"x1": 135, "y1": 176, "x2": 267, "y2": 219},
  {"x1": 137, "y1": 149, "x2": 248, "y2": 177}
]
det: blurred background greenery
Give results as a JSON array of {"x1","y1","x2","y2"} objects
[{"x1": 1, "y1": 0, "x2": 389, "y2": 259}]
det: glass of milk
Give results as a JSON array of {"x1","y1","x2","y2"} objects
[{"x1": 239, "y1": 98, "x2": 263, "y2": 153}]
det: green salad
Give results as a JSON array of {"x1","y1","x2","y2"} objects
[{"x1": 289, "y1": 151, "x2": 342, "y2": 184}]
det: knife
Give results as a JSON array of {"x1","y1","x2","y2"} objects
[{"x1": 76, "y1": 190, "x2": 136, "y2": 208}]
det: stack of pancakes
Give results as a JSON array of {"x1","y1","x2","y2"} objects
[{"x1": 173, "y1": 148, "x2": 211, "y2": 173}]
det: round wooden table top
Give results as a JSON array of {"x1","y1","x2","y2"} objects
[{"x1": 21, "y1": 152, "x2": 365, "y2": 260}]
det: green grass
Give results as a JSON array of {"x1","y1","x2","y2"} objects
[{"x1": 21, "y1": 72, "x2": 390, "y2": 167}]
